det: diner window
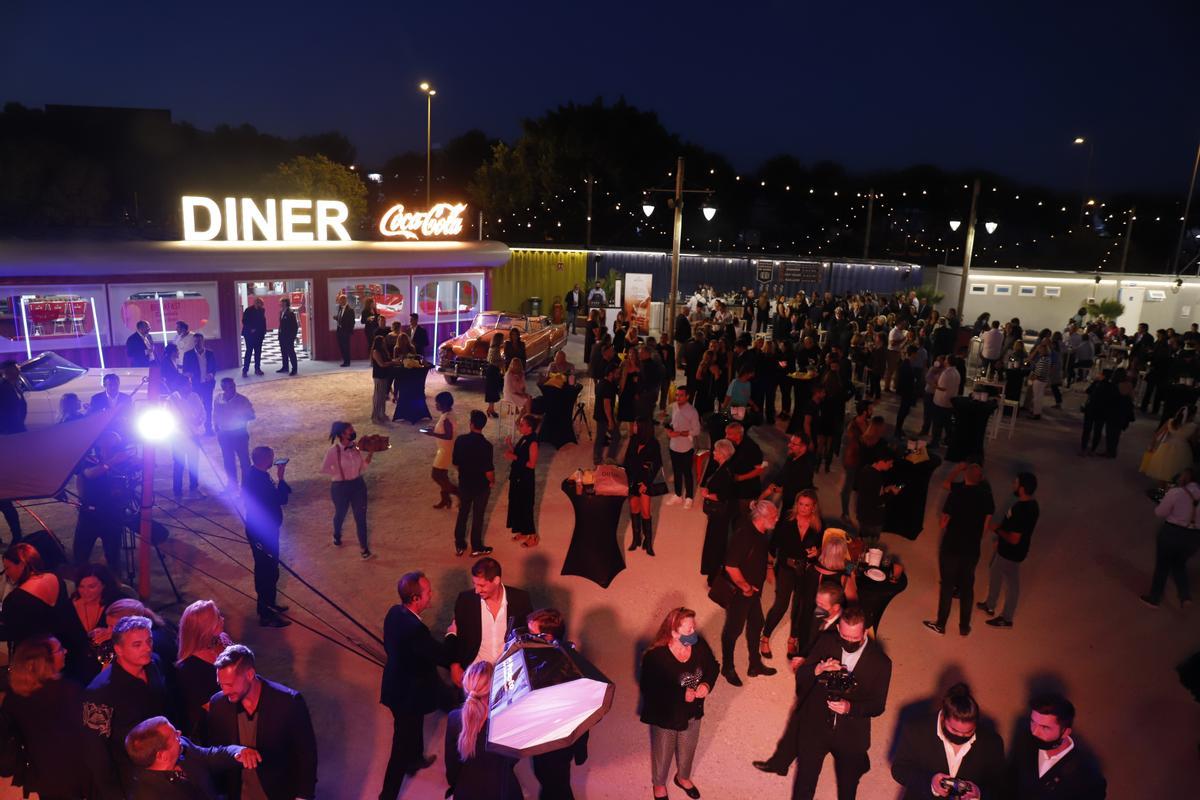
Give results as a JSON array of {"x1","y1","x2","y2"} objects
[
  {"x1": 414, "y1": 275, "x2": 482, "y2": 322},
  {"x1": 327, "y1": 277, "x2": 410, "y2": 330},
  {"x1": 106, "y1": 282, "x2": 221, "y2": 344},
  {"x1": 0, "y1": 284, "x2": 111, "y2": 355}
]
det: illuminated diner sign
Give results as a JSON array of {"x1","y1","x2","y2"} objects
[
  {"x1": 379, "y1": 202, "x2": 467, "y2": 240},
  {"x1": 182, "y1": 196, "x2": 351, "y2": 242}
]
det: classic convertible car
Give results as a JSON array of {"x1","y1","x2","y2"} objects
[
  {"x1": 437, "y1": 312, "x2": 567, "y2": 383},
  {"x1": 18, "y1": 352, "x2": 149, "y2": 428}
]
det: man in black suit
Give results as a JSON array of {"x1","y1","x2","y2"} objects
[
  {"x1": 565, "y1": 283, "x2": 583, "y2": 334},
  {"x1": 379, "y1": 571, "x2": 458, "y2": 800},
  {"x1": 335, "y1": 294, "x2": 355, "y2": 366},
  {"x1": 207, "y1": 644, "x2": 318, "y2": 800},
  {"x1": 125, "y1": 320, "x2": 154, "y2": 367},
  {"x1": 277, "y1": 297, "x2": 299, "y2": 375},
  {"x1": 181, "y1": 333, "x2": 218, "y2": 434},
  {"x1": 241, "y1": 296, "x2": 267, "y2": 376},
  {"x1": 1006, "y1": 693, "x2": 1106, "y2": 799},
  {"x1": 449, "y1": 556, "x2": 533, "y2": 686},
  {"x1": 0, "y1": 360, "x2": 26, "y2": 542},
  {"x1": 452, "y1": 410, "x2": 495, "y2": 557},
  {"x1": 891, "y1": 682, "x2": 1005, "y2": 799},
  {"x1": 789, "y1": 605, "x2": 892, "y2": 800},
  {"x1": 242, "y1": 446, "x2": 291, "y2": 628},
  {"x1": 409, "y1": 313, "x2": 429, "y2": 358}
]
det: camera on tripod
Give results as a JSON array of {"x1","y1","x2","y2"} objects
[{"x1": 817, "y1": 668, "x2": 856, "y2": 701}]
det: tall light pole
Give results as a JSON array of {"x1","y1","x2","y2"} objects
[
  {"x1": 419, "y1": 82, "x2": 436, "y2": 206},
  {"x1": 954, "y1": 179, "x2": 998, "y2": 317},
  {"x1": 642, "y1": 157, "x2": 716, "y2": 334},
  {"x1": 1172, "y1": 140, "x2": 1200, "y2": 275},
  {"x1": 1073, "y1": 136, "x2": 1095, "y2": 227}
]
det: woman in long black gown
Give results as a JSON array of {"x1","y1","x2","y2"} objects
[
  {"x1": 505, "y1": 414, "x2": 540, "y2": 547},
  {"x1": 698, "y1": 439, "x2": 736, "y2": 584},
  {"x1": 624, "y1": 421, "x2": 663, "y2": 556}
]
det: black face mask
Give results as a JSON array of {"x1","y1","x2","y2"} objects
[
  {"x1": 348, "y1": 431, "x2": 357, "y2": 442},
  {"x1": 1032, "y1": 734, "x2": 1063, "y2": 751},
  {"x1": 813, "y1": 607, "x2": 830, "y2": 621},
  {"x1": 839, "y1": 636, "x2": 864, "y2": 653},
  {"x1": 942, "y1": 722, "x2": 974, "y2": 746}
]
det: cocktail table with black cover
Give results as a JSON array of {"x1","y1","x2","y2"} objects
[
  {"x1": 560, "y1": 479, "x2": 626, "y2": 588},
  {"x1": 947, "y1": 396, "x2": 997, "y2": 462},
  {"x1": 391, "y1": 364, "x2": 432, "y2": 423},
  {"x1": 855, "y1": 567, "x2": 908, "y2": 634},
  {"x1": 538, "y1": 382, "x2": 584, "y2": 447},
  {"x1": 883, "y1": 452, "x2": 942, "y2": 540}
]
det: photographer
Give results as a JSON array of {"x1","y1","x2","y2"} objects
[
  {"x1": 787, "y1": 605, "x2": 892, "y2": 800},
  {"x1": 242, "y1": 446, "x2": 291, "y2": 628},
  {"x1": 73, "y1": 431, "x2": 132, "y2": 569},
  {"x1": 891, "y1": 682, "x2": 1004, "y2": 799}
]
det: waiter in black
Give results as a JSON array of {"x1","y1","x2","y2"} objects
[
  {"x1": 790, "y1": 605, "x2": 892, "y2": 800},
  {"x1": 335, "y1": 294, "x2": 355, "y2": 366},
  {"x1": 241, "y1": 296, "x2": 267, "y2": 377},
  {"x1": 409, "y1": 313, "x2": 429, "y2": 358},
  {"x1": 452, "y1": 410, "x2": 495, "y2": 556},
  {"x1": 0, "y1": 360, "x2": 25, "y2": 543},
  {"x1": 725, "y1": 421, "x2": 765, "y2": 517},
  {"x1": 277, "y1": 296, "x2": 299, "y2": 375},
  {"x1": 242, "y1": 446, "x2": 292, "y2": 627}
]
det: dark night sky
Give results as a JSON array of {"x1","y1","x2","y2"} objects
[{"x1": 2, "y1": 0, "x2": 1196, "y2": 193}]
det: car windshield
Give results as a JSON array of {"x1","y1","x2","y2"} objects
[
  {"x1": 473, "y1": 314, "x2": 522, "y2": 330},
  {"x1": 18, "y1": 352, "x2": 87, "y2": 391}
]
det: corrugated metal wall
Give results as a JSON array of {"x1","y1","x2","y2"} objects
[{"x1": 492, "y1": 249, "x2": 588, "y2": 314}]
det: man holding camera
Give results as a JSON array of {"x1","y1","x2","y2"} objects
[
  {"x1": 242, "y1": 446, "x2": 291, "y2": 627},
  {"x1": 890, "y1": 682, "x2": 1005, "y2": 799},
  {"x1": 788, "y1": 605, "x2": 892, "y2": 800}
]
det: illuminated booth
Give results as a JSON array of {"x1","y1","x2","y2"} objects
[{"x1": 0, "y1": 196, "x2": 508, "y2": 369}]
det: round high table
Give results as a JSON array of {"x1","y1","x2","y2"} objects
[
  {"x1": 947, "y1": 396, "x2": 997, "y2": 462},
  {"x1": 883, "y1": 452, "x2": 942, "y2": 540},
  {"x1": 538, "y1": 381, "x2": 584, "y2": 448},
  {"x1": 560, "y1": 480, "x2": 627, "y2": 588},
  {"x1": 391, "y1": 364, "x2": 432, "y2": 423},
  {"x1": 855, "y1": 567, "x2": 908, "y2": 635}
]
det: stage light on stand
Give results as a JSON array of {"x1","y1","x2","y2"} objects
[{"x1": 136, "y1": 406, "x2": 177, "y2": 443}]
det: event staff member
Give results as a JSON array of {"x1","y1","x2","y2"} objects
[
  {"x1": 74, "y1": 431, "x2": 130, "y2": 568},
  {"x1": 124, "y1": 715, "x2": 260, "y2": 800},
  {"x1": 125, "y1": 320, "x2": 154, "y2": 367},
  {"x1": 721, "y1": 500, "x2": 779, "y2": 687},
  {"x1": 335, "y1": 294, "x2": 355, "y2": 366},
  {"x1": 213, "y1": 377, "x2": 255, "y2": 491},
  {"x1": 207, "y1": 644, "x2": 318, "y2": 800},
  {"x1": 526, "y1": 609, "x2": 590, "y2": 800},
  {"x1": 587, "y1": 281, "x2": 607, "y2": 308},
  {"x1": 666, "y1": 386, "x2": 701, "y2": 508},
  {"x1": 452, "y1": 410, "x2": 495, "y2": 557},
  {"x1": 450, "y1": 557, "x2": 532, "y2": 685},
  {"x1": 891, "y1": 683, "x2": 1005, "y2": 800},
  {"x1": 565, "y1": 283, "x2": 583, "y2": 334},
  {"x1": 725, "y1": 422, "x2": 766, "y2": 515},
  {"x1": 380, "y1": 572, "x2": 458, "y2": 800},
  {"x1": 242, "y1": 446, "x2": 291, "y2": 628},
  {"x1": 924, "y1": 461, "x2": 994, "y2": 637},
  {"x1": 593, "y1": 360, "x2": 622, "y2": 464},
  {"x1": 426, "y1": 391, "x2": 458, "y2": 510},
  {"x1": 409, "y1": 313, "x2": 429, "y2": 358},
  {"x1": 1007, "y1": 693, "x2": 1107, "y2": 799},
  {"x1": 979, "y1": 471, "x2": 1040, "y2": 627},
  {"x1": 277, "y1": 296, "x2": 299, "y2": 375},
  {"x1": 181, "y1": 333, "x2": 218, "y2": 434},
  {"x1": 321, "y1": 421, "x2": 374, "y2": 559},
  {"x1": 240, "y1": 295, "x2": 267, "y2": 377},
  {"x1": 788, "y1": 605, "x2": 892, "y2": 800},
  {"x1": 0, "y1": 360, "x2": 25, "y2": 543},
  {"x1": 84, "y1": 616, "x2": 174, "y2": 798}
]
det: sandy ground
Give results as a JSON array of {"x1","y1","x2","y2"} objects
[{"x1": 5, "y1": 335, "x2": 1199, "y2": 799}]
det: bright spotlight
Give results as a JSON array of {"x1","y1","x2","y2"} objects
[
  {"x1": 984, "y1": 221, "x2": 999, "y2": 234},
  {"x1": 137, "y1": 406, "x2": 177, "y2": 442}
]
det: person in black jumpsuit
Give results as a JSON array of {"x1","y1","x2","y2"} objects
[
  {"x1": 506, "y1": 415, "x2": 540, "y2": 547},
  {"x1": 623, "y1": 421, "x2": 663, "y2": 555}
]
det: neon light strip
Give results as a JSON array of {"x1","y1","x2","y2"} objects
[
  {"x1": 18, "y1": 296, "x2": 31, "y2": 361},
  {"x1": 158, "y1": 296, "x2": 170, "y2": 344},
  {"x1": 90, "y1": 297, "x2": 105, "y2": 370},
  {"x1": 433, "y1": 282, "x2": 440, "y2": 367},
  {"x1": 455, "y1": 281, "x2": 462, "y2": 340}
]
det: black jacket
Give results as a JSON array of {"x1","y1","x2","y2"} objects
[
  {"x1": 380, "y1": 604, "x2": 457, "y2": 713},
  {"x1": 1006, "y1": 733, "x2": 1106, "y2": 799},
  {"x1": 444, "y1": 714, "x2": 522, "y2": 800},
  {"x1": 891, "y1": 710, "x2": 1006, "y2": 799},
  {"x1": 451, "y1": 586, "x2": 533, "y2": 669},
  {"x1": 411, "y1": 323, "x2": 430, "y2": 354},
  {"x1": 84, "y1": 655, "x2": 176, "y2": 799},
  {"x1": 131, "y1": 737, "x2": 242, "y2": 800},
  {"x1": 278, "y1": 308, "x2": 298, "y2": 344},
  {"x1": 0, "y1": 380, "x2": 26, "y2": 434},
  {"x1": 206, "y1": 676, "x2": 318, "y2": 800},
  {"x1": 793, "y1": 634, "x2": 892, "y2": 753},
  {"x1": 240, "y1": 306, "x2": 267, "y2": 339},
  {"x1": 638, "y1": 638, "x2": 720, "y2": 730},
  {"x1": 241, "y1": 468, "x2": 290, "y2": 544},
  {"x1": 126, "y1": 331, "x2": 152, "y2": 366},
  {"x1": 335, "y1": 304, "x2": 355, "y2": 333},
  {"x1": 182, "y1": 348, "x2": 218, "y2": 388}
]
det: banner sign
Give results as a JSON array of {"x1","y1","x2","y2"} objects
[{"x1": 623, "y1": 273, "x2": 653, "y2": 334}]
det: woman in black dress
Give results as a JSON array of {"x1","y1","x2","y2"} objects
[
  {"x1": 639, "y1": 607, "x2": 719, "y2": 800},
  {"x1": 505, "y1": 414, "x2": 540, "y2": 547},
  {"x1": 0, "y1": 544, "x2": 93, "y2": 683},
  {"x1": 361, "y1": 297, "x2": 382, "y2": 352},
  {"x1": 584, "y1": 309, "x2": 601, "y2": 365},
  {"x1": 174, "y1": 599, "x2": 232, "y2": 740},
  {"x1": 1, "y1": 636, "x2": 91, "y2": 800},
  {"x1": 624, "y1": 421, "x2": 663, "y2": 556},
  {"x1": 698, "y1": 439, "x2": 737, "y2": 583},
  {"x1": 760, "y1": 489, "x2": 823, "y2": 660},
  {"x1": 617, "y1": 356, "x2": 641, "y2": 440},
  {"x1": 445, "y1": 661, "x2": 521, "y2": 800}
]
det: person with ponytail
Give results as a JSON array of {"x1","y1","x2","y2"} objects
[{"x1": 444, "y1": 661, "x2": 521, "y2": 799}]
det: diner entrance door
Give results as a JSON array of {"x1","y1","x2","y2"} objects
[{"x1": 235, "y1": 279, "x2": 313, "y2": 370}]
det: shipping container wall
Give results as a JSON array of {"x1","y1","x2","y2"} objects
[{"x1": 493, "y1": 250, "x2": 588, "y2": 315}]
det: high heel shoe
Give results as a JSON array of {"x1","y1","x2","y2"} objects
[{"x1": 759, "y1": 636, "x2": 773, "y2": 659}]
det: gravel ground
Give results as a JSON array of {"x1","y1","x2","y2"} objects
[{"x1": 4, "y1": 336, "x2": 1197, "y2": 799}]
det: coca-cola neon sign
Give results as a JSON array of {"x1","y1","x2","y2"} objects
[{"x1": 379, "y1": 202, "x2": 467, "y2": 240}]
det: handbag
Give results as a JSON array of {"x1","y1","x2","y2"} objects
[
  {"x1": 707, "y1": 572, "x2": 740, "y2": 609},
  {"x1": 646, "y1": 465, "x2": 670, "y2": 497}
]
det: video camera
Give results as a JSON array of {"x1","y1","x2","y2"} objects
[
  {"x1": 816, "y1": 668, "x2": 856, "y2": 701},
  {"x1": 939, "y1": 776, "x2": 974, "y2": 798}
]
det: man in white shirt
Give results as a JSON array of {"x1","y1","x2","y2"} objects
[
  {"x1": 1142, "y1": 467, "x2": 1200, "y2": 607},
  {"x1": 172, "y1": 321, "x2": 195, "y2": 367},
  {"x1": 929, "y1": 358, "x2": 962, "y2": 449},
  {"x1": 885, "y1": 320, "x2": 908, "y2": 392},
  {"x1": 449, "y1": 557, "x2": 532, "y2": 686},
  {"x1": 980, "y1": 321, "x2": 1005, "y2": 375},
  {"x1": 665, "y1": 387, "x2": 701, "y2": 508}
]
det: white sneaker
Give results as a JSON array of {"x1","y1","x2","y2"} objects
[
  {"x1": 665, "y1": 495, "x2": 682, "y2": 506},
  {"x1": 683, "y1": 498, "x2": 694, "y2": 509}
]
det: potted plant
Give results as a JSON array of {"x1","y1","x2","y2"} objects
[{"x1": 1086, "y1": 298, "x2": 1125, "y2": 321}]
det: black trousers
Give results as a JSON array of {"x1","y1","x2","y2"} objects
[
  {"x1": 895, "y1": 395, "x2": 916, "y2": 434},
  {"x1": 566, "y1": 308, "x2": 578, "y2": 334},
  {"x1": 279, "y1": 336, "x2": 298, "y2": 372},
  {"x1": 331, "y1": 477, "x2": 369, "y2": 549},
  {"x1": 669, "y1": 449, "x2": 695, "y2": 499},
  {"x1": 379, "y1": 707, "x2": 424, "y2": 800},
  {"x1": 196, "y1": 381, "x2": 215, "y2": 433},
  {"x1": 791, "y1": 724, "x2": 869, "y2": 800},
  {"x1": 248, "y1": 532, "x2": 280, "y2": 615},
  {"x1": 1081, "y1": 414, "x2": 1104, "y2": 452},
  {"x1": 762, "y1": 562, "x2": 804, "y2": 639},
  {"x1": 532, "y1": 746, "x2": 576, "y2": 800},
  {"x1": 242, "y1": 335, "x2": 263, "y2": 372},
  {"x1": 73, "y1": 510, "x2": 122, "y2": 569},
  {"x1": 454, "y1": 488, "x2": 490, "y2": 551},
  {"x1": 936, "y1": 550, "x2": 979, "y2": 630},
  {"x1": 337, "y1": 328, "x2": 352, "y2": 364},
  {"x1": 0, "y1": 500, "x2": 21, "y2": 541},
  {"x1": 1148, "y1": 522, "x2": 1200, "y2": 602},
  {"x1": 721, "y1": 591, "x2": 765, "y2": 670},
  {"x1": 1104, "y1": 422, "x2": 1124, "y2": 457},
  {"x1": 218, "y1": 430, "x2": 251, "y2": 488}
]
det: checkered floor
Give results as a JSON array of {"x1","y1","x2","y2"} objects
[{"x1": 238, "y1": 337, "x2": 311, "y2": 368}]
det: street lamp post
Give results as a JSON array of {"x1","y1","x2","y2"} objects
[
  {"x1": 419, "y1": 82, "x2": 437, "y2": 206},
  {"x1": 642, "y1": 157, "x2": 716, "y2": 336},
  {"x1": 954, "y1": 179, "x2": 998, "y2": 318}
]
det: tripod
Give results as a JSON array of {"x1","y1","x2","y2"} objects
[{"x1": 572, "y1": 401, "x2": 592, "y2": 441}]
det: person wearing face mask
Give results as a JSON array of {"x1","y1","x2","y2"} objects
[
  {"x1": 890, "y1": 682, "x2": 1005, "y2": 799},
  {"x1": 772, "y1": 606, "x2": 891, "y2": 800},
  {"x1": 638, "y1": 607, "x2": 719, "y2": 800},
  {"x1": 1006, "y1": 693, "x2": 1106, "y2": 799},
  {"x1": 320, "y1": 420, "x2": 374, "y2": 559}
]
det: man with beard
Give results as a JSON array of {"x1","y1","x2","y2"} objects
[
  {"x1": 923, "y1": 460, "x2": 994, "y2": 637},
  {"x1": 1006, "y1": 693, "x2": 1106, "y2": 798}
]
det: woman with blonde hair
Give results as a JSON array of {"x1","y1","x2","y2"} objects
[
  {"x1": 1, "y1": 636, "x2": 90, "y2": 799},
  {"x1": 639, "y1": 607, "x2": 719, "y2": 799},
  {"x1": 503, "y1": 357, "x2": 532, "y2": 414},
  {"x1": 175, "y1": 599, "x2": 232, "y2": 738},
  {"x1": 761, "y1": 488, "x2": 824, "y2": 660},
  {"x1": 445, "y1": 661, "x2": 521, "y2": 799}
]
